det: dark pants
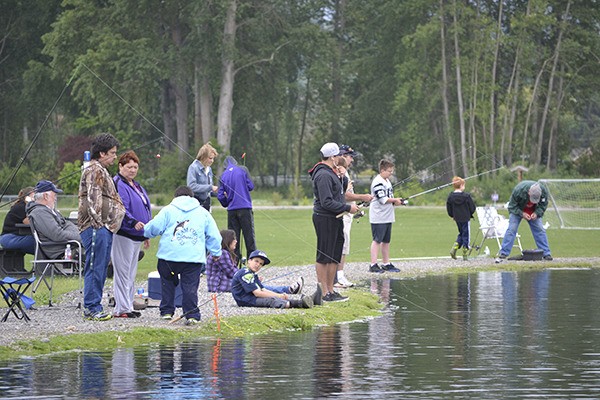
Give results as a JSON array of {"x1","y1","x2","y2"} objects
[
  {"x1": 455, "y1": 221, "x2": 470, "y2": 248},
  {"x1": 157, "y1": 259, "x2": 203, "y2": 320},
  {"x1": 227, "y1": 208, "x2": 256, "y2": 262}
]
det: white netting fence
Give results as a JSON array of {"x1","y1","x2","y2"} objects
[{"x1": 540, "y1": 179, "x2": 600, "y2": 230}]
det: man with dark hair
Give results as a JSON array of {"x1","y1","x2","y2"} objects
[
  {"x1": 217, "y1": 155, "x2": 256, "y2": 263},
  {"x1": 308, "y1": 143, "x2": 358, "y2": 303},
  {"x1": 79, "y1": 133, "x2": 125, "y2": 321},
  {"x1": 144, "y1": 185, "x2": 222, "y2": 325}
]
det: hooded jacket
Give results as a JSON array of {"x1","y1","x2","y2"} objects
[
  {"x1": 144, "y1": 195, "x2": 222, "y2": 263},
  {"x1": 26, "y1": 201, "x2": 82, "y2": 259},
  {"x1": 446, "y1": 191, "x2": 476, "y2": 223},
  {"x1": 217, "y1": 156, "x2": 254, "y2": 210},
  {"x1": 309, "y1": 162, "x2": 350, "y2": 217}
]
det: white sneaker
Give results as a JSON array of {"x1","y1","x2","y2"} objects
[{"x1": 336, "y1": 276, "x2": 354, "y2": 288}]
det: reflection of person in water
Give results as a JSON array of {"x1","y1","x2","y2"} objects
[
  {"x1": 111, "y1": 348, "x2": 136, "y2": 396},
  {"x1": 314, "y1": 326, "x2": 343, "y2": 397},
  {"x1": 81, "y1": 353, "x2": 108, "y2": 398}
]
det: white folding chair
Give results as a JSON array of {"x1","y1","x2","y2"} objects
[
  {"x1": 29, "y1": 219, "x2": 82, "y2": 307},
  {"x1": 473, "y1": 206, "x2": 522, "y2": 256}
]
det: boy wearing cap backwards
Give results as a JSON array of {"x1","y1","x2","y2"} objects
[
  {"x1": 308, "y1": 142, "x2": 359, "y2": 302},
  {"x1": 231, "y1": 250, "x2": 317, "y2": 309},
  {"x1": 496, "y1": 180, "x2": 553, "y2": 262}
]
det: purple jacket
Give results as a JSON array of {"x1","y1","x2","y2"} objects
[
  {"x1": 217, "y1": 156, "x2": 254, "y2": 210},
  {"x1": 114, "y1": 173, "x2": 151, "y2": 241}
]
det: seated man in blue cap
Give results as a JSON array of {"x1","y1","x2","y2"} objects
[
  {"x1": 231, "y1": 249, "x2": 319, "y2": 309},
  {"x1": 26, "y1": 180, "x2": 82, "y2": 260}
]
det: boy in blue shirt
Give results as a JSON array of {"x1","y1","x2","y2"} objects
[{"x1": 232, "y1": 250, "x2": 319, "y2": 309}]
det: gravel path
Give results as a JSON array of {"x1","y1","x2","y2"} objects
[{"x1": 1, "y1": 257, "x2": 598, "y2": 348}]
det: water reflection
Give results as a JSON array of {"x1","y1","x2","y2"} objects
[{"x1": 2, "y1": 268, "x2": 600, "y2": 398}]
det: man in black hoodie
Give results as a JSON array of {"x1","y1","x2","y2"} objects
[
  {"x1": 446, "y1": 176, "x2": 476, "y2": 260},
  {"x1": 308, "y1": 143, "x2": 358, "y2": 302}
]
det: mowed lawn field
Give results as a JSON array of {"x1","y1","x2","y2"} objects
[{"x1": 3, "y1": 206, "x2": 600, "y2": 286}]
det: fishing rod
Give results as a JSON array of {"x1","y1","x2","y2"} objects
[
  {"x1": 0, "y1": 66, "x2": 81, "y2": 203},
  {"x1": 403, "y1": 166, "x2": 505, "y2": 201}
]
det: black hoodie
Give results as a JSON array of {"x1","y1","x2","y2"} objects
[
  {"x1": 308, "y1": 162, "x2": 350, "y2": 217},
  {"x1": 446, "y1": 191, "x2": 476, "y2": 223}
]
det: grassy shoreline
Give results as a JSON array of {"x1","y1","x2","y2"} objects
[{"x1": 2, "y1": 258, "x2": 598, "y2": 361}]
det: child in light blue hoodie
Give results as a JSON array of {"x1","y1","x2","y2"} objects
[{"x1": 144, "y1": 186, "x2": 222, "y2": 325}]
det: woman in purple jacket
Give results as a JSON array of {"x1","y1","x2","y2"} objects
[{"x1": 111, "y1": 150, "x2": 151, "y2": 318}]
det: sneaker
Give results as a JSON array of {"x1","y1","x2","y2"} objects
[
  {"x1": 114, "y1": 312, "x2": 137, "y2": 318},
  {"x1": 462, "y1": 247, "x2": 469, "y2": 261},
  {"x1": 161, "y1": 313, "x2": 173, "y2": 320},
  {"x1": 185, "y1": 318, "x2": 200, "y2": 326},
  {"x1": 301, "y1": 294, "x2": 314, "y2": 308},
  {"x1": 312, "y1": 283, "x2": 323, "y2": 306},
  {"x1": 381, "y1": 263, "x2": 401, "y2": 272},
  {"x1": 331, "y1": 292, "x2": 349, "y2": 302},
  {"x1": 131, "y1": 311, "x2": 141, "y2": 318},
  {"x1": 543, "y1": 255, "x2": 553, "y2": 261},
  {"x1": 495, "y1": 254, "x2": 507, "y2": 264},
  {"x1": 322, "y1": 292, "x2": 335, "y2": 302},
  {"x1": 84, "y1": 310, "x2": 112, "y2": 321},
  {"x1": 289, "y1": 277, "x2": 304, "y2": 294},
  {"x1": 338, "y1": 276, "x2": 354, "y2": 288},
  {"x1": 369, "y1": 263, "x2": 384, "y2": 273}
]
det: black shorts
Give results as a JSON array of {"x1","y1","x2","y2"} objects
[
  {"x1": 313, "y1": 213, "x2": 344, "y2": 264},
  {"x1": 371, "y1": 223, "x2": 392, "y2": 243}
]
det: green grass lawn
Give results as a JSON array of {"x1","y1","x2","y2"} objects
[{"x1": 5, "y1": 206, "x2": 600, "y2": 304}]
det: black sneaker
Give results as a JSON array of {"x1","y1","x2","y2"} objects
[
  {"x1": 289, "y1": 277, "x2": 304, "y2": 294},
  {"x1": 495, "y1": 254, "x2": 507, "y2": 264},
  {"x1": 369, "y1": 263, "x2": 384, "y2": 273},
  {"x1": 330, "y1": 292, "x2": 349, "y2": 302},
  {"x1": 322, "y1": 292, "x2": 335, "y2": 302},
  {"x1": 381, "y1": 263, "x2": 401, "y2": 272},
  {"x1": 543, "y1": 255, "x2": 553, "y2": 261}
]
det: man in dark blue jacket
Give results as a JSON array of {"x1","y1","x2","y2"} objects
[{"x1": 218, "y1": 156, "x2": 256, "y2": 263}]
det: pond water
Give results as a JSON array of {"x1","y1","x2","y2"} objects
[{"x1": 2, "y1": 268, "x2": 600, "y2": 399}]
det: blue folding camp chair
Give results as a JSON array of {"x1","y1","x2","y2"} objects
[{"x1": 0, "y1": 276, "x2": 36, "y2": 322}]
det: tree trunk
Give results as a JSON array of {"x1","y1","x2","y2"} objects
[
  {"x1": 160, "y1": 81, "x2": 176, "y2": 152},
  {"x1": 331, "y1": 0, "x2": 346, "y2": 144},
  {"x1": 216, "y1": 0, "x2": 237, "y2": 155},
  {"x1": 452, "y1": 0, "x2": 468, "y2": 177},
  {"x1": 194, "y1": 62, "x2": 213, "y2": 146},
  {"x1": 439, "y1": 0, "x2": 456, "y2": 174},
  {"x1": 170, "y1": 19, "x2": 189, "y2": 156},
  {"x1": 535, "y1": 0, "x2": 570, "y2": 166},
  {"x1": 547, "y1": 65, "x2": 565, "y2": 170},
  {"x1": 521, "y1": 59, "x2": 548, "y2": 164},
  {"x1": 488, "y1": 0, "x2": 503, "y2": 168}
]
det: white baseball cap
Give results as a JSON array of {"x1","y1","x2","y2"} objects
[{"x1": 320, "y1": 142, "x2": 340, "y2": 158}]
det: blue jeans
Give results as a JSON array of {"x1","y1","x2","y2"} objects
[
  {"x1": 157, "y1": 259, "x2": 203, "y2": 320},
  {"x1": 266, "y1": 285, "x2": 290, "y2": 294},
  {"x1": 0, "y1": 233, "x2": 35, "y2": 254},
  {"x1": 82, "y1": 227, "x2": 113, "y2": 314},
  {"x1": 500, "y1": 213, "x2": 551, "y2": 257}
]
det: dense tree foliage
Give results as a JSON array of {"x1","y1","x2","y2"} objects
[{"x1": 1, "y1": 0, "x2": 599, "y2": 196}]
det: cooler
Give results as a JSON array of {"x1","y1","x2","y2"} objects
[{"x1": 148, "y1": 271, "x2": 182, "y2": 307}]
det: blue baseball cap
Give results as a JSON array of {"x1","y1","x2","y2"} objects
[
  {"x1": 35, "y1": 180, "x2": 63, "y2": 194},
  {"x1": 248, "y1": 250, "x2": 271, "y2": 265}
]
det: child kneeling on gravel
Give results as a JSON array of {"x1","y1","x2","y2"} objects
[{"x1": 231, "y1": 250, "x2": 320, "y2": 309}]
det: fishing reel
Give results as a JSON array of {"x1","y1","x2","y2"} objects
[{"x1": 398, "y1": 198, "x2": 409, "y2": 206}]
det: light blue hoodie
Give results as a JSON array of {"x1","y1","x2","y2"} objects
[{"x1": 144, "y1": 195, "x2": 222, "y2": 263}]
